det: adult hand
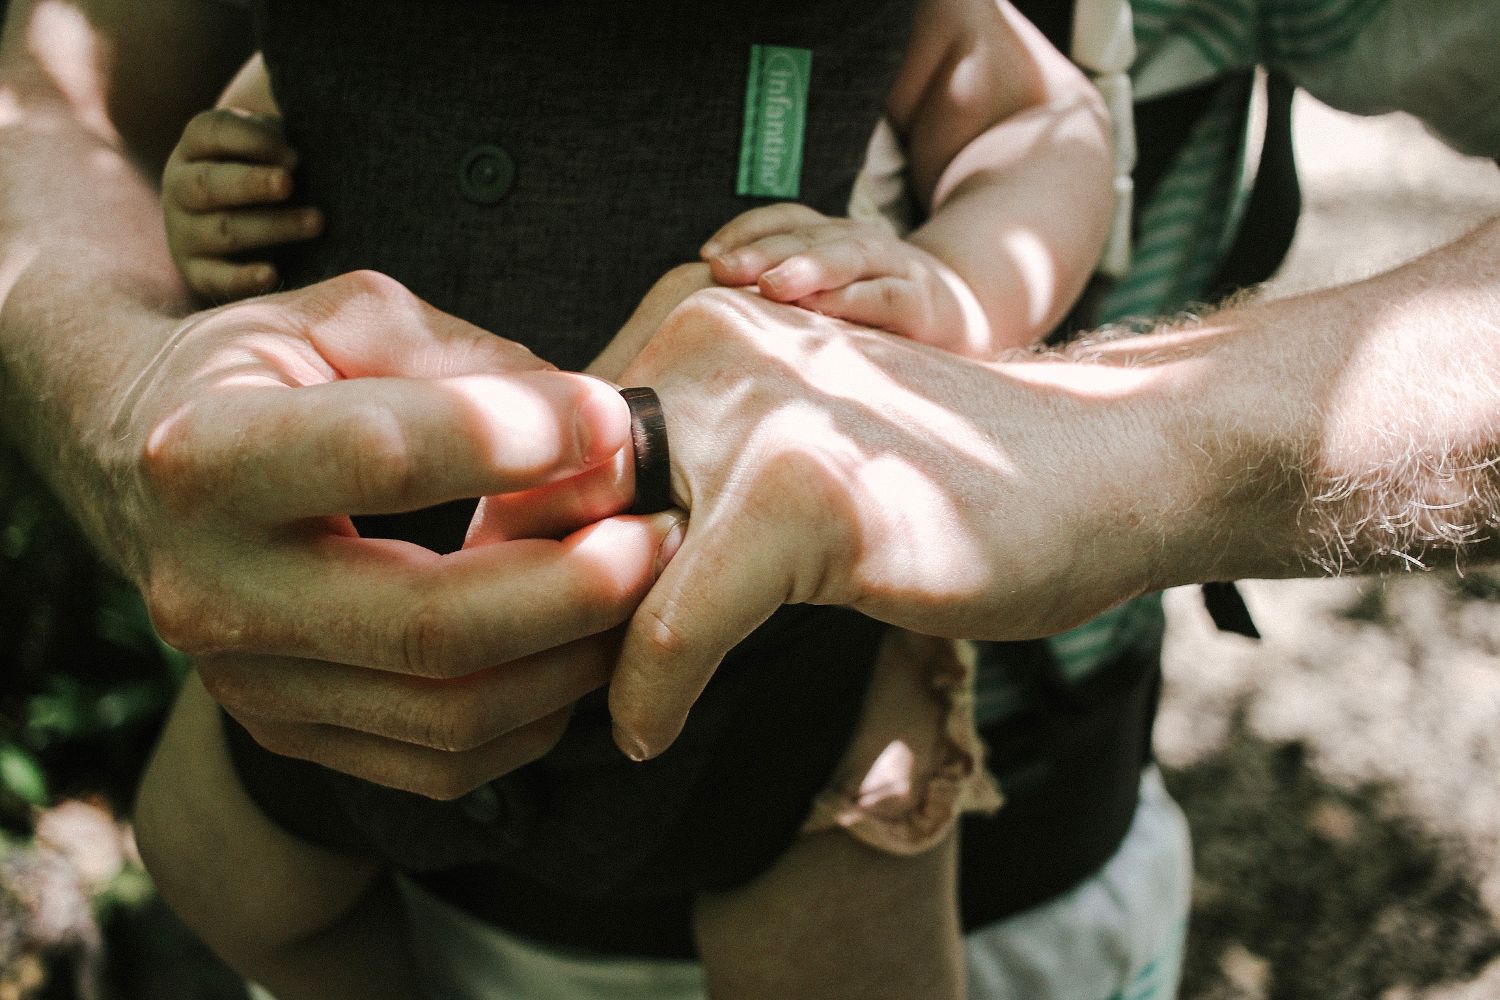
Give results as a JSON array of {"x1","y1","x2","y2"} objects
[
  {"x1": 606, "y1": 284, "x2": 1179, "y2": 760},
  {"x1": 113, "y1": 271, "x2": 683, "y2": 798}
]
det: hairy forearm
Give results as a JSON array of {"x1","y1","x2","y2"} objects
[
  {"x1": 1065, "y1": 215, "x2": 1500, "y2": 588},
  {"x1": 0, "y1": 11, "x2": 194, "y2": 574}
]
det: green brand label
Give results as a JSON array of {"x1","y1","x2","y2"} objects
[{"x1": 737, "y1": 44, "x2": 811, "y2": 199}]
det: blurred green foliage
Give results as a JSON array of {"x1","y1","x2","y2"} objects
[{"x1": 0, "y1": 443, "x2": 184, "y2": 830}]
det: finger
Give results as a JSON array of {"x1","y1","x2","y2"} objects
[
  {"x1": 181, "y1": 258, "x2": 280, "y2": 302},
  {"x1": 168, "y1": 161, "x2": 295, "y2": 213},
  {"x1": 150, "y1": 512, "x2": 685, "y2": 679},
  {"x1": 291, "y1": 270, "x2": 551, "y2": 381},
  {"x1": 233, "y1": 706, "x2": 575, "y2": 800},
  {"x1": 700, "y1": 203, "x2": 829, "y2": 260},
  {"x1": 176, "y1": 109, "x2": 296, "y2": 167},
  {"x1": 608, "y1": 515, "x2": 786, "y2": 761},
  {"x1": 705, "y1": 232, "x2": 819, "y2": 287},
  {"x1": 466, "y1": 448, "x2": 633, "y2": 545},
  {"x1": 757, "y1": 236, "x2": 893, "y2": 302},
  {"x1": 149, "y1": 370, "x2": 631, "y2": 519},
  {"x1": 177, "y1": 206, "x2": 324, "y2": 257},
  {"x1": 198, "y1": 634, "x2": 614, "y2": 752},
  {"x1": 796, "y1": 279, "x2": 928, "y2": 339}
]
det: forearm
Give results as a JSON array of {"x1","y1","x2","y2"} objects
[
  {"x1": 1064, "y1": 215, "x2": 1500, "y2": 588},
  {"x1": 0, "y1": 7, "x2": 196, "y2": 575},
  {"x1": 907, "y1": 93, "x2": 1112, "y2": 352}
]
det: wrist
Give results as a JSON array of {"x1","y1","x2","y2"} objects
[
  {"x1": 1065, "y1": 305, "x2": 1320, "y2": 590},
  {"x1": 0, "y1": 261, "x2": 185, "y2": 580}
]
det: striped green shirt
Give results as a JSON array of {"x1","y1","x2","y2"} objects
[{"x1": 978, "y1": 0, "x2": 1500, "y2": 717}]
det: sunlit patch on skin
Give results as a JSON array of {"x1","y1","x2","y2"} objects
[
  {"x1": 945, "y1": 50, "x2": 991, "y2": 109},
  {"x1": 25, "y1": 1, "x2": 115, "y2": 141},
  {"x1": 850, "y1": 452, "x2": 992, "y2": 601},
  {"x1": 999, "y1": 228, "x2": 1055, "y2": 332},
  {"x1": 800, "y1": 330, "x2": 1012, "y2": 470},
  {"x1": 443, "y1": 374, "x2": 578, "y2": 482},
  {"x1": 0, "y1": 88, "x2": 21, "y2": 128},
  {"x1": 0, "y1": 242, "x2": 39, "y2": 319}
]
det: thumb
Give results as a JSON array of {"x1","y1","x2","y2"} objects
[
  {"x1": 294, "y1": 270, "x2": 553, "y2": 379},
  {"x1": 607, "y1": 516, "x2": 786, "y2": 761}
]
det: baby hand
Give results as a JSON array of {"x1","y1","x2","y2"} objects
[
  {"x1": 162, "y1": 109, "x2": 324, "y2": 302},
  {"x1": 700, "y1": 204, "x2": 985, "y2": 356}
]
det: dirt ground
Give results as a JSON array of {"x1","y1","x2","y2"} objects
[{"x1": 1159, "y1": 96, "x2": 1500, "y2": 1000}]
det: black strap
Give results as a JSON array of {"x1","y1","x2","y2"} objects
[{"x1": 1197, "y1": 70, "x2": 1300, "y2": 640}]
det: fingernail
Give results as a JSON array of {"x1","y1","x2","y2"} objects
[
  {"x1": 655, "y1": 515, "x2": 686, "y2": 576},
  {"x1": 613, "y1": 724, "x2": 652, "y2": 762},
  {"x1": 573, "y1": 383, "x2": 628, "y2": 465},
  {"x1": 302, "y1": 208, "x2": 324, "y2": 235}
]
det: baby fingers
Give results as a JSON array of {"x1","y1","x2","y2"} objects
[
  {"x1": 175, "y1": 108, "x2": 296, "y2": 168},
  {"x1": 795, "y1": 278, "x2": 928, "y2": 336},
  {"x1": 179, "y1": 259, "x2": 281, "y2": 302},
  {"x1": 701, "y1": 202, "x2": 829, "y2": 260},
  {"x1": 167, "y1": 160, "x2": 295, "y2": 213},
  {"x1": 174, "y1": 206, "x2": 325, "y2": 258},
  {"x1": 757, "y1": 233, "x2": 902, "y2": 302}
]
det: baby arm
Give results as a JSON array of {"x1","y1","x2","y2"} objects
[
  {"x1": 703, "y1": 0, "x2": 1112, "y2": 359},
  {"x1": 135, "y1": 674, "x2": 414, "y2": 1000},
  {"x1": 162, "y1": 54, "x2": 324, "y2": 302}
]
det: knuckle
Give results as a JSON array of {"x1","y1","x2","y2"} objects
[
  {"x1": 657, "y1": 288, "x2": 735, "y2": 351},
  {"x1": 194, "y1": 212, "x2": 233, "y2": 254},
  {"x1": 143, "y1": 578, "x2": 197, "y2": 651},
  {"x1": 194, "y1": 658, "x2": 243, "y2": 708},
  {"x1": 183, "y1": 110, "x2": 219, "y2": 144},
  {"x1": 420, "y1": 766, "x2": 485, "y2": 802},
  {"x1": 879, "y1": 280, "x2": 904, "y2": 314},
  {"x1": 510, "y1": 714, "x2": 569, "y2": 769},
  {"x1": 216, "y1": 211, "x2": 236, "y2": 247},
  {"x1": 777, "y1": 202, "x2": 821, "y2": 225},
  {"x1": 246, "y1": 722, "x2": 301, "y2": 758},
  {"x1": 144, "y1": 575, "x2": 245, "y2": 656},
  {"x1": 424, "y1": 702, "x2": 491, "y2": 754},
  {"x1": 198, "y1": 112, "x2": 234, "y2": 152},
  {"x1": 337, "y1": 268, "x2": 408, "y2": 305},
  {"x1": 343, "y1": 405, "x2": 416, "y2": 506},
  {"x1": 140, "y1": 407, "x2": 214, "y2": 510},
  {"x1": 191, "y1": 164, "x2": 212, "y2": 209},
  {"x1": 400, "y1": 598, "x2": 465, "y2": 678},
  {"x1": 571, "y1": 569, "x2": 639, "y2": 627},
  {"x1": 850, "y1": 232, "x2": 883, "y2": 265},
  {"x1": 636, "y1": 603, "x2": 690, "y2": 662}
]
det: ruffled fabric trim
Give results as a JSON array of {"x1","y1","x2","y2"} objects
[{"x1": 801, "y1": 633, "x2": 1002, "y2": 855}]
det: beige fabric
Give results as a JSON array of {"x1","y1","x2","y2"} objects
[{"x1": 801, "y1": 632, "x2": 1002, "y2": 854}]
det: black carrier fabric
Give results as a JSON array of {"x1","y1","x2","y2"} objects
[
  {"x1": 227, "y1": 0, "x2": 916, "y2": 900},
  {"x1": 227, "y1": 0, "x2": 1302, "y2": 960}
]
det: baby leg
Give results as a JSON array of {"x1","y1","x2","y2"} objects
[
  {"x1": 692, "y1": 632, "x2": 998, "y2": 999},
  {"x1": 694, "y1": 827, "x2": 961, "y2": 1000},
  {"x1": 135, "y1": 673, "x2": 412, "y2": 1000}
]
